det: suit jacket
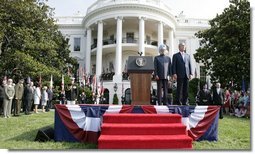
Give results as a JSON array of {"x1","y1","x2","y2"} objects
[
  {"x1": 23, "y1": 85, "x2": 33, "y2": 101},
  {"x1": 15, "y1": 83, "x2": 24, "y2": 100},
  {"x1": 4, "y1": 85, "x2": 15, "y2": 100},
  {"x1": 65, "y1": 87, "x2": 77, "y2": 101},
  {"x1": 47, "y1": 89, "x2": 54, "y2": 100},
  {"x1": 0, "y1": 85, "x2": 5, "y2": 100},
  {"x1": 212, "y1": 88, "x2": 225, "y2": 105},
  {"x1": 154, "y1": 54, "x2": 172, "y2": 79},
  {"x1": 198, "y1": 89, "x2": 212, "y2": 105},
  {"x1": 172, "y1": 52, "x2": 192, "y2": 78}
]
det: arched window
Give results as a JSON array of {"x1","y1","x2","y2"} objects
[
  {"x1": 125, "y1": 88, "x2": 132, "y2": 105},
  {"x1": 103, "y1": 89, "x2": 110, "y2": 104}
]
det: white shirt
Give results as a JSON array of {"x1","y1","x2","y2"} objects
[
  {"x1": 180, "y1": 51, "x2": 185, "y2": 60},
  {"x1": 217, "y1": 88, "x2": 220, "y2": 94}
]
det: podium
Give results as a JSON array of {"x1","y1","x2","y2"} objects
[{"x1": 127, "y1": 56, "x2": 154, "y2": 105}]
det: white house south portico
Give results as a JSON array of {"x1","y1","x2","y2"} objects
[{"x1": 56, "y1": 0, "x2": 210, "y2": 104}]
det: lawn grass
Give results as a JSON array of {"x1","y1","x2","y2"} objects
[
  {"x1": 193, "y1": 115, "x2": 251, "y2": 150},
  {"x1": 0, "y1": 110, "x2": 251, "y2": 150},
  {"x1": 0, "y1": 111, "x2": 97, "y2": 150}
]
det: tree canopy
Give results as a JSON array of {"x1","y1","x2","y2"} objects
[
  {"x1": 194, "y1": 0, "x2": 250, "y2": 89},
  {"x1": 0, "y1": 0, "x2": 77, "y2": 83}
]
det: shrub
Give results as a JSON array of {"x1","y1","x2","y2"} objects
[{"x1": 113, "y1": 93, "x2": 119, "y2": 105}]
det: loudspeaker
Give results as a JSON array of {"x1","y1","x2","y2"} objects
[{"x1": 35, "y1": 126, "x2": 54, "y2": 142}]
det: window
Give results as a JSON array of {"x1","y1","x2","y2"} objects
[
  {"x1": 109, "y1": 35, "x2": 114, "y2": 44},
  {"x1": 146, "y1": 35, "x2": 151, "y2": 44},
  {"x1": 126, "y1": 32, "x2": 134, "y2": 43},
  {"x1": 74, "y1": 38, "x2": 81, "y2": 51},
  {"x1": 92, "y1": 64, "x2": 96, "y2": 75},
  {"x1": 200, "y1": 66, "x2": 206, "y2": 82},
  {"x1": 109, "y1": 61, "x2": 114, "y2": 73},
  {"x1": 110, "y1": 35, "x2": 114, "y2": 41},
  {"x1": 125, "y1": 88, "x2": 132, "y2": 105}
]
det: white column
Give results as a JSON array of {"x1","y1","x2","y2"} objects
[
  {"x1": 96, "y1": 21, "x2": 103, "y2": 78},
  {"x1": 139, "y1": 16, "x2": 145, "y2": 56},
  {"x1": 113, "y1": 16, "x2": 123, "y2": 83},
  {"x1": 85, "y1": 28, "x2": 92, "y2": 74},
  {"x1": 168, "y1": 28, "x2": 174, "y2": 58},
  {"x1": 158, "y1": 21, "x2": 164, "y2": 46}
]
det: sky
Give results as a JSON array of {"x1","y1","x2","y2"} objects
[{"x1": 46, "y1": 0, "x2": 233, "y2": 19}]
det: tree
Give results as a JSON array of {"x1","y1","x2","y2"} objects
[
  {"x1": 194, "y1": 0, "x2": 250, "y2": 89},
  {"x1": 0, "y1": 0, "x2": 77, "y2": 83}
]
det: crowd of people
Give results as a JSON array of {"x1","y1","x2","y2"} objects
[
  {"x1": 196, "y1": 83, "x2": 250, "y2": 119},
  {"x1": 0, "y1": 74, "x2": 99, "y2": 118},
  {"x1": 0, "y1": 77, "x2": 53, "y2": 118}
]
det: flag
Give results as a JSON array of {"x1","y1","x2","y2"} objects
[
  {"x1": 82, "y1": 73, "x2": 86, "y2": 86},
  {"x1": 100, "y1": 79, "x2": 104, "y2": 95},
  {"x1": 86, "y1": 74, "x2": 90, "y2": 86},
  {"x1": 50, "y1": 75, "x2": 53, "y2": 88},
  {"x1": 79, "y1": 66, "x2": 83, "y2": 85},
  {"x1": 61, "y1": 75, "x2": 64, "y2": 91},
  {"x1": 92, "y1": 75, "x2": 97, "y2": 94},
  {"x1": 54, "y1": 105, "x2": 220, "y2": 143}
]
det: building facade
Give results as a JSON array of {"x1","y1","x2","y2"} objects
[{"x1": 55, "y1": 0, "x2": 210, "y2": 104}]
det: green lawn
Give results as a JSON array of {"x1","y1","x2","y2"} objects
[
  {"x1": 193, "y1": 115, "x2": 251, "y2": 150},
  {"x1": 0, "y1": 111, "x2": 251, "y2": 150}
]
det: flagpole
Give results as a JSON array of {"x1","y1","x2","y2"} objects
[{"x1": 61, "y1": 75, "x2": 64, "y2": 91}]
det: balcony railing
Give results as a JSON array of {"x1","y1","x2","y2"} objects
[
  {"x1": 176, "y1": 18, "x2": 209, "y2": 27},
  {"x1": 100, "y1": 72, "x2": 128, "y2": 81},
  {"x1": 87, "y1": 0, "x2": 171, "y2": 14},
  {"x1": 55, "y1": 17, "x2": 83, "y2": 25},
  {"x1": 90, "y1": 38, "x2": 160, "y2": 49}
]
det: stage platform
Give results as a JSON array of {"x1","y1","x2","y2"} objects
[{"x1": 54, "y1": 104, "x2": 220, "y2": 145}]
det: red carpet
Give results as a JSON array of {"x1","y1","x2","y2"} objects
[{"x1": 98, "y1": 113, "x2": 193, "y2": 149}]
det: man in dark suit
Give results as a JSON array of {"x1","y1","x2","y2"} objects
[
  {"x1": 212, "y1": 82, "x2": 225, "y2": 119},
  {"x1": 65, "y1": 83, "x2": 77, "y2": 105},
  {"x1": 23, "y1": 81, "x2": 33, "y2": 115},
  {"x1": 154, "y1": 44, "x2": 172, "y2": 105},
  {"x1": 172, "y1": 43, "x2": 192, "y2": 105},
  {"x1": 0, "y1": 78, "x2": 6, "y2": 115},
  {"x1": 197, "y1": 84, "x2": 212, "y2": 105}
]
